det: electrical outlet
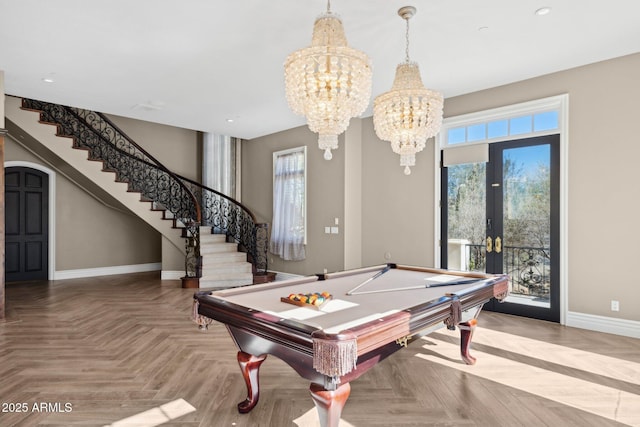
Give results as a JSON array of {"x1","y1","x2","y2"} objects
[{"x1": 611, "y1": 300, "x2": 620, "y2": 312}]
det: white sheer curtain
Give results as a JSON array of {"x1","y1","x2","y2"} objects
[
  {"x1": 202, "y1": 132, "x2": 237, "y2": 198},
  {"x1": 270, "y1": 148, "x2": 306, "y2": 261}
]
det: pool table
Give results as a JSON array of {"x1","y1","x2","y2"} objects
[{"x1": 193, "y1": 263, "x2": 508, "y2": 427}]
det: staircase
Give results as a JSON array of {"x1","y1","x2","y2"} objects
[
  {"x1": 200, "y1": 230, "x2": 253, "y2": 287},
  {"x1": 5, "y1": 96, "x2": 268, "y2": 288}
]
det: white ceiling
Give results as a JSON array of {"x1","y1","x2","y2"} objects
[{"x1": 2, "y1": 0, "x2": 639, "y2": 140}]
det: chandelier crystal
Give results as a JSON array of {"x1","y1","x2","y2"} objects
[
  {"x1": 373, "y1": 6, "x2": 443, "y2": 175},
  {"x1": 284, "y1": 0, "x2": 372, "y2": 160}
]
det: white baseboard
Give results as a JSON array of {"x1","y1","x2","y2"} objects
[
  {"x1": 566, "y1": 311, "x2": 640, "y2": 339},
  {"x1": 272, "y1": 271, "x2": 304, "y2": 281},
  {"x1": 161, "y1": 270, "x2": 184, "y2": 280},
  {"x1": 54, "y1": 263, "x2": 161, "y2": 280}
]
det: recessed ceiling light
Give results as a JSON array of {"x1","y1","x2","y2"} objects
[
  {"x1": 535, "y1": 7, "x2": 551, "y2": 16},
  {"x1": 41, "y1": 77, "x2": 55, "y2": 83},
  {"x1": 226, "y1": 118, "x2": 235, "y2": 123}
]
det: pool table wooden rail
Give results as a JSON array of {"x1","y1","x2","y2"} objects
[
  {"x1": 192, "y1": 264, "x2": 508, "y2": 427},
  {"x1": 194, "y1": 267, "x2": 508, "y2": 369}
]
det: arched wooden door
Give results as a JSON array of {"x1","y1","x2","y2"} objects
[{"x1": 5, "y1": 167, "x2": 49, "y2": 282}]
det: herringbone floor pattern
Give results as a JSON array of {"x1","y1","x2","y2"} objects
[{"x1": 1, "y1": 273, "x2": 638, "y2": 426}]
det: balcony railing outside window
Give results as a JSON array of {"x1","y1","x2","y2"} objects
[{"x1": 453, "y1": 242, "x2": 550, "y2": 302}]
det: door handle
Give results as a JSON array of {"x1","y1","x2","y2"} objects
[
  {"x1": 486, "y1": 236, "x2": 493, "y2": 253},
  {"x1": 495, "y1": 236, "x2": 502, "y2": 253}
]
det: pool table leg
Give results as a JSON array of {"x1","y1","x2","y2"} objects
[
  {"x1": 459, "y1": 318, "x2": 478, "y2": 365},
  {"x1": 237, "y1": 351, "x2": 267, "y2": 413},
  {"x1": 310, "y1": 382, "x2": 351, "y2": 427}
]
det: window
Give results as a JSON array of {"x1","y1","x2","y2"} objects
[
  {"x1": 442, "y1": 98, "x2": 561, "y2": 147},
  {"x1": 487, "y1": 120, "x2": 508, "y2": 138},
  {"x1": 269, "y1": 147, "x2": 307, "y2": 261}
]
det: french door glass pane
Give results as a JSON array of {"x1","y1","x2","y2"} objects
[
  {"x1": 502, "y1": 145, "x2": 551, "y2": 308},
  {"x1": 446, "y1": 163, "x2": 486, "y2": 273}
]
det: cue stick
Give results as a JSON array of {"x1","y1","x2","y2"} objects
[
  {"x1": 346, "y1": 265, "x2": 392, "y2": 295},
  {"x1": 348, "y1": 279, "x2": 479, "y2": 295}
]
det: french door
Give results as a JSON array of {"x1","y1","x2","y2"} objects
[{"x1": 441, "y1": 135, "x2": 560, "y2": 322}]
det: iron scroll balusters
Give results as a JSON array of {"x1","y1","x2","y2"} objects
[
  {"x1": 178, "y1": 176, "x2": 269, "y2": 273},
  {"x1": 465, "y1": 243, "x2": 550, "y2": 298},
  {"x1": 21, "y1": 98, "x2": 268, "y2": 277}
]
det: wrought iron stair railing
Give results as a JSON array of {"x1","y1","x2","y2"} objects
[
  {"x1": 20, "y1": 97, "x2": 268, "y2": 278},
  {"x1": 178, "y1": 175, "x2": 269, "y2": 275}
]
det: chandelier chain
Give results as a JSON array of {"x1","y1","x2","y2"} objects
[
  {"x1": 405, "y1": 18, "x2": 411, "y2": 63},
  {"x1": 373, "y1": 5, "x2": 444, "y2": 175}
]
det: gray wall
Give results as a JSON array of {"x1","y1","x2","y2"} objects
[
  {"x1": 443, "y1": 52, "x2": 640, "y2": 321},
  {"x1": 242, "y1": 52, "x2": 640, "y2": 323},
  {"x1": 0, "y1": 72, "x2": 4, "y2": 123},
  {"x1": 243, "y1": 116, "x2": 436, "y2": 274},
  {"x1": 106, "y1": 114, "x2": 201, "y2": 274},
  {"x1": 5, "y1": 140, "x2": 161, "y2": 270},
  {"x1": 242, "y1": 126, "x2": 345, "y2": 276},
  {"x1": 361, "y1": 115, "x2": 436, "y2": 267},
  {"x1": 107, "y1": 114, "x2": 201, "y2": 182},
  {"x1": 4, "y1": 112, "x2": 201, "y2": 274}
]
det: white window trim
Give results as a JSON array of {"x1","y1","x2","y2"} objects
[
  {"x1": 433, "y1": 94, "x2": 569, "y2": 325},
  {"x1": 272, "y1": 146, "x2": 307, "y2": 245},
  {"x1": 440, "y1": 94, "x2": 566, "y2": 148}
]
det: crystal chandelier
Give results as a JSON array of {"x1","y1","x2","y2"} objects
[
  {"x1": 373, "y1": 6, "x2": 443, "y2": 175},
  {"x1": 284, "y1": 0, "x2": 372, "y2": 160}
]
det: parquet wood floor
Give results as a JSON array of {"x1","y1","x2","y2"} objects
[{"x1": 1, "y1": 272, "x2": 638, "y2": 426}]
